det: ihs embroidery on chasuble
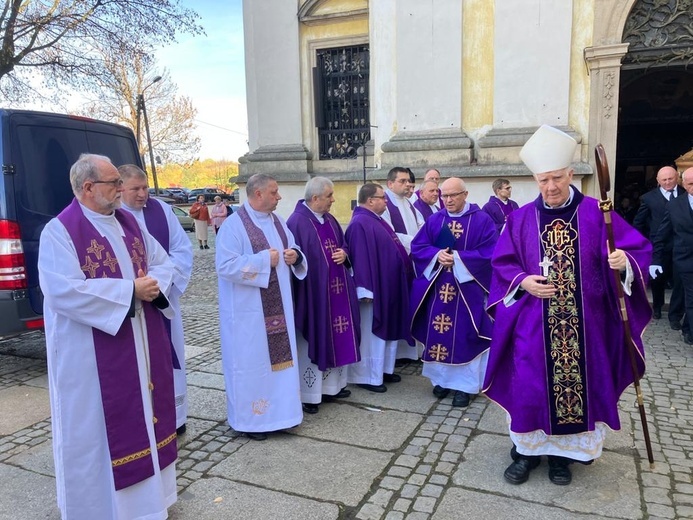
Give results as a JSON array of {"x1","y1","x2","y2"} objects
[{"x1": 540, "y1": 217, "x2": 585, "y2": 427}]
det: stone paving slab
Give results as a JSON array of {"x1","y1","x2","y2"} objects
[
  {"x1": 432, "y1": 487, "x2": 597, "y2": 520},
  {"x1": 186, "y1": 386, "x2": 227, "y2": 422},
  {"x1": 169, "y1": 477, "x2": 341, "y2": 520},
  {"x1": 0, "y1": 385, "x2": 51, "y2": 435},
  {"x1": 187, "y1": 371, "x2": 225, "y2": 391},
  {"x1": 177, "y1": 418, "x2": 220, "y2": 447},
  {"x1": 453, "y1": 433, "x2": 641, "y2": 519},
  {"x1": 23, "y1": 373, "x2": 48, "y2": 389},
  {"x1": 0, "y1": 464, "x2": 58, "y2": 520},
  {"x1": 5, "y1": 439, "x2": 54, "y2": 477},
  {"x1": 184, "y1": 344, "x2": 209, "y2": 360},
  {"x1": 0, "y1": 356, "x2": 38, "y2": 376},
  {"x1": 347, "y1": 375, "x2": 439, "y2": 414},
  {"x1": 294, "y1": 401, "x2": 423, "y2": 451},
  {"x1": 208, "y1": 433, "x2": 393, "y2": 507}
]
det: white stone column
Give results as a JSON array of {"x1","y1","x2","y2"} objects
[{"x1": 240, "y1": 0, "x2": 308, "y2": 180}]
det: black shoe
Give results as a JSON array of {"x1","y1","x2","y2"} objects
[
  {"x1": 548, "y1": 456, "x2": 573, "y2": 485},
  {"x1": 176, "y1": 424, "x2": 187, "y2": 436},
  {"x1": 653, "y1": 308, "x2": 662, "y2": 319},
  {"x1": 302, "y1": 403, "x2": 319, "y2": 414},
  {"x1": 204, "y1": 245, "x2": 210, "y2": 249},
  {"x1": 510, "y1": 444, "x2": 519, "y2": 462},
  {"x1": 394, "y1": 358, "x2": 410, "y2": 368},
  {"x1": 504, "y1": 455, "x2": 541, "y2": 485},
  {"x1": 383, "y1": 373, "x2": 401, "y2": 383},
  {"x1": 357, "y1": 383, "x2": 387, "y2": 393},
  {"x1": 244, "y1": 431, "x2": 268, "y2": 441},
  {"x1": 433, "y1": 385, "x2": 450, "y2": 399},
  {"x1": 452, "y1": 390, "x2": 470, "y2": 407},
  {"x1": 199, "y1": 245, "x2": 204, "y2": 250},
  {"x1": 671, "y1": 322, "x2": 683, "y2": 331},
  {"x1": 322, "y1": 388, "x2": 351, "y2": 402},
  {"x1": 683, "y1": 333, "x2": 693, "y2": 345}
]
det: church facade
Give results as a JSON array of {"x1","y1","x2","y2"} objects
[{"x1": 239, "y1": 0, "x2": 693, "y2": 222}]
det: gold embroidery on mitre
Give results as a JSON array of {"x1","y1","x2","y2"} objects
[{"x1": 541, "y1": 218, "x2": 584, "y2": 425}]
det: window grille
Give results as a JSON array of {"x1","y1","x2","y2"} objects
[{"x1": 313, "y1": 45, "x2": 370, "y2": 160}]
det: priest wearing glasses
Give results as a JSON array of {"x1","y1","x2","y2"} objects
[{"x1": 483, "y1": 125, "x2": 652, "y2": 486}]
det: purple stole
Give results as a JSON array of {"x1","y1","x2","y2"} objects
[
  {"x1": 378, "y1": 216, "x2": 413, "y2": 279},
  {"x1": 57, "y1": 199, "x2": 176, "y2": 490},
  {"x1": 386, "y1": 193, "x2": 418, "y2": 234},
  {"x1": 141, "y1": 201, "x2": 180, "y2": 369},
  {"x1": 237, "y1": 205, "x2": 294, "y2": 371},
  {"x1": 312, "y1": 217, "x2": 360, "y2": 367},
  {"x1": 536, "y1": 197, "x2": 589, "y2": 435},
  {"x1": 413, "y1": 198, "x2": 435, "y2": 221}
]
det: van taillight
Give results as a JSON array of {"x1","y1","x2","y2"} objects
[{"x1": 0, "y1": 220, "x2": 27, "y2": 290}]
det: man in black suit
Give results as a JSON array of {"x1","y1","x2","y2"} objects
[
  {"x1": 651, "y1": 167, "x2": 693, "y2": 344},
  {"x1": 633, "y1": 166, "x2": 684, "y2": 326}
]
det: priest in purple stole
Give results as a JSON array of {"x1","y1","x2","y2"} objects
[
  {"x1": 411, "y1": 178, "x2": 498, "y2": 408},
  {"x1": 412, "y1": 179, "x2": 441, "y2": 222},
  {"x1": 345, "y1": 183, "x2": 415, "y2": 393},
  {"x1": 481, "y1": 178, "x2": 519, "y2": 234},
  {"x1": 483, "y1": 126, "x2": 652, "y2": 487},
  {"x1": 38, "y1": 154, "x2": 178, "y2": 519},
  {"x1": 287, "y1": 177, "x2": 361, "y2": 414},
  {"x1": 216, "y1": 174, "x2": 307, "y2": 441},
  {"x1": 118, "y1": 164, "x2": 193, "y2": 435}
]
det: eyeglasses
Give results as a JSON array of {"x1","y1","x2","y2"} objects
[
  {"x1": 92, "y1": 178, "x2": 124, "y2": 187},
  {"x1": 441, "y1": 191, "x2": 467, "y2": 199},
  {"x1": 369, "y1": 195, "x2": 386, "y2": 199}
]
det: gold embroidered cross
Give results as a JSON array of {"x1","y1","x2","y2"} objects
[
  {"x1": 432, "y1": 313, "x2": 453, "y2": 333},
  {"x1": 448, "y1": 221, "x2": 464, "y2": 239},
  {"x1": 131, "y1": 251, "x2": 144, "y2": 272},
  {"x1": 132, "y1": 237, "x2": 145, "y2": 256},
  {"x1": 438, "y1": 283, "x2": 456, "y2": 303},
  {"x1": 330, "y1": 277, "x2": 344, "y2": 294},
  {"x1": 86, "y1": 239, "x2": 105, "y2": 260},
  {"x1": 428, "y1": 343, "x2": 449, "y2": 361},
  {"x1": 333, "y1": 316, "x2": 350, "y2": 333},
  {"x1": 103, "y1": 252, "x2": 119, "y2": 273},
  {"x1": 81, "y1": 256, "x2": 100, "y2": 278},
  {"x1": 324, "y1": 238, "x2": 337, "y2": 255}
]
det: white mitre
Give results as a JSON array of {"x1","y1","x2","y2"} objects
[{"x1": 519, "y1": 125, "x2": 577, "y2": 175}]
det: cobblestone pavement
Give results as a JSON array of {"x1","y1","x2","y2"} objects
[{"x1": 1, "y1": 231, "x2": 692, "y2": 519}]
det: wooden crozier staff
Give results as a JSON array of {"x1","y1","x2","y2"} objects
[{"x1": 595, "y1": 143, "x2": 655, "y2": 469}]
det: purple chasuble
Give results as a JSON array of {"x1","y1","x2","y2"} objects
[
  {"x1": 410, "y1": 205, "x2": 497, "y2": 365},
  {"x1": 481, "y1": 196, "x2": 519, "y2": 234},
  {"x1": 413, "y1": 198, "x2": 437, "y2": 222},
  {"x1": 287, "y1": 202, "x2": 361, "y2": 370},
  {"x1": 142, "y1": 200, "x2": 180, "y2": 369},
  {"x1": 386, "y1": 193, "x2": 417, "y2": 234},
  {"x1": 237, "y1": 205, "x2": 294, "y2": 371},
  {"x1": 345, "y1": 206, "x2": 414, "y2": 344},
  {"x1": 57, "y1": 198, "x2": 176, "y2": 491},
  {"x1": 484, "y1": 189, "x2": 652, "y2": 436}
]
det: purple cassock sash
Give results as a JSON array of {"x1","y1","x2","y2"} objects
[
  {"x1": 386, "y1": 194, "x2": 418, "y2": 234},
  {"x1": 142, "y1": 200, "x2": 180, "y2": 370},
  {"x1": 287, "y1": 202, "x2": 360, "y2": 370},
  {"x1": 237, "y1": 205, "x2": 294, "y2": 371},
  {"x1": 410, "y1": 207, "x2": 496, "y2": 365},
  {"x1": 57, "y1": 198, "x2": 176, "y2": 491}
]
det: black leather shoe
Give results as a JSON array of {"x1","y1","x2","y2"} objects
[
  {"x1": 244, "y1": 432, "x2": 268, "y2": 441},
  {"x1": 548, "y1": 456, "x2": 572, "y2": 485},
  {"x1": 433, "y1": 385, "x2": 450, "y2": 399},
  {"x1": 653, "y1": 308, "x2": 662, "y2": 319},
  {"x1": 452, "y1": 390, "x2": 470, "y2": 407},
  {"x1": 383, "y1": 373, "x2": 401, "y2": 383},
  {"x1": 302, "y1": 403, "x2": 319, "y2": 414},
  {"x1": 176, "y1": 424, "x2": 187, "y2": 436},
  {"x1": 394, "y1": 358, "x2": 409, "y2": 368},
  {"x1": 357, "y1": 383, "x2": 387, "y2": 393},
  {"x1": 683, "y1": 333, "x2": 693, "y2": 345},
  {"x1": 670, "y1": 322, "x2": 682, "y2": 331},
  {"x1": 504, "y1": 455, "x2": 540, "y2": 484},
  {"x1": 323, "y1": 387, "x2": 351, "y2": 402}
]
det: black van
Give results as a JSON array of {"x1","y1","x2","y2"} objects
[{"x1": 0, "y1": 109, "x2": 142, "y2": 339}]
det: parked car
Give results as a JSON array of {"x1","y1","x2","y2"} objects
[
  {"x1": 0, "y1": 109, "x2": 143, "y2": 339},
  {"x1": 148, "y1": 188, "x2": 186, "y2": 203},
  {"x1": 166, "y1": 187, "x2": 189, "y2": 201},
  {"x1": 171, "y1": 205, "x2": 194, "y2": 232},
  {"x1": 188, "y1": 188, "x2": 233, "y2": 203}
]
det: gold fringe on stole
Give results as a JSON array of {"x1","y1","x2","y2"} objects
[
  {"x1": 271, "y1": 360, "x2": 294, "y2": 372},
  {"x1": 112, "y1": 447, "x2": 152, "y2": 467}
]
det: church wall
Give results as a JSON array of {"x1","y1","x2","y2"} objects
[{"x1": 462, "y1": 0, "x2": 494, "y2": 133}]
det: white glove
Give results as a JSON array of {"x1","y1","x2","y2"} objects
[{"x1": 649, "y1": 265, "x2": 663, "y2": 279}]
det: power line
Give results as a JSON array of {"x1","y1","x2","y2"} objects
[{"x1": 195, "y1": 119, "x2": 248, "y2": 137}]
